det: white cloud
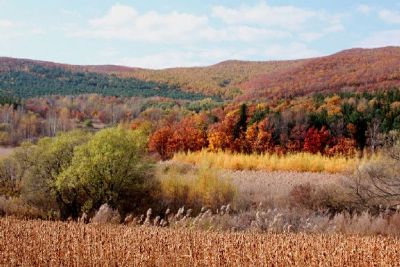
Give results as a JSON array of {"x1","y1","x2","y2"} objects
[
  {"x1": 379, "y1": 10, "x2": 400, "y2": 24},
  {"x1": 70, "y1": 2, "x2": 341, "y2": 44},
  {"x1": 118, "y1": 43, "x2": 319, "y2": 69},
  {"x1": 209, "y1": 26, "x2": 291, "y2": 42},
  {"x1": 71, "y1": 4, "x2": 212, "y2": 43},
  {"x1": 323, "y1": 15, "x2": 344, "y2": 32},
  {"x1": 359, "y1": 30, "x2": 400, "y2": 48},
  {"x1": 61, "y1": 9, "x2": 81, "y2": 18},
  {"x1": 90, "y1": 4, "x2": 138, "y2": 27},
  {"x1": 0, "y1": 19, "x2": 13, "y2": 29},
  {"x1": 65, "y1": 2, "x2": 341, "y2": 68},
  {"x1": 357, "y1": 4, "x2": 371, "y2": 15},
  {"x1": 0, "y1": 18, "x2": 44, "y2": 38},
  {"x1": 210, "y1": 2, "x2": 343, "y2": 43},
  {"x1": 29, "y1": 26, "x2": 45, "y2": 35},
  {"x1": 212, "y1": 2, "x2": 316, "y2": 30},
  {"x1": 212, "y1": 2, "x2": 343, "y2": 33}
]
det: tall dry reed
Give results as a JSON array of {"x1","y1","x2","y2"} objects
[{"x1": 173, "y1": 150, "x2": 378, "y2": 173}]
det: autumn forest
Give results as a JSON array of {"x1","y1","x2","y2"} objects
[
  {"x1": 1, "y1": 48, "x2": 400, "y2": 158},
  {"x1": 2, "y1": 47, "x2": 400, "y2": 265}
]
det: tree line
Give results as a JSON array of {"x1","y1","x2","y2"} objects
[
  {"x1": 1, "y1": 89, "x2": 400, "y2": 159},
  {"x1": 149, "y1": 89, "x2": 400, "y2": 158}
]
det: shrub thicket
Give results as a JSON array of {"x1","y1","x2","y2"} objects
[
  {"x1": 0, "y1": 127, "x2": 156, "y2": 220},
  {"x1": 57, "y1": 127, "x2": 157, "y2": 218},
  {"x1": 352, "y1": 132, "x2": 400, "y2": 211},
  {"x1": 158, "y1": 163, "x2": 236, "y2": 211}
]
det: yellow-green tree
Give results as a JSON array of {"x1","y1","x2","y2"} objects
[
  {"x1": 17, "y1": 130, "x2": 91, "y2": 219},
  {"x1": 56, "y1": 127, "x2": 156, "y2": 217}
]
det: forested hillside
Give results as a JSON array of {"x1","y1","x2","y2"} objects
[
  {"x1": 127, "y1": 60, "x2": 306, "y2": 99},
  {"x1": 1, "y1": 47, "x2": 400, "y2": 101},
  {"x1": 241, "y1": 47, "x2": 400, "y2": 100},
  {"x1": 0, "y1": 58, "x2": 205, "y2": 100}
]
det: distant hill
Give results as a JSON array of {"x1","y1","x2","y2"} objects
[
  {"x1": 126, "y1": 60, "x2": 307, "y2": 99},
  {"x1": 0, "y1": 57, "x2": 138, "y2": 73},
  {"x1": 1, "y1": 46, "x2": 400, "y2": 101},
  {"x1": 0, "y1": 57, "x2": 205, "y2": 100},
  {"x1": 240, "y1": 47, "x2": 400, "y2": 100},
  {"x1": 0, "y1": 57, "x2": 308, "y2": 100}
]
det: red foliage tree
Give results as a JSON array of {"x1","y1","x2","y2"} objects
[{"x1": 303, "y1": 126, "x2": 331, "y2": 154}]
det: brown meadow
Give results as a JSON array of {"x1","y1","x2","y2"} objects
[{"x1": 1, "y1": 218, "x2": 400, "y2": 266}]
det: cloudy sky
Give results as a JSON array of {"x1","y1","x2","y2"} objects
[{"x1": 1, "y1": 0, "x2": 400, "y2": 68}]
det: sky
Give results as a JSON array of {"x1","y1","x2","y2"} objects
[{"x1": 1, "y1": 0, "x2": 400, "y2": 69}]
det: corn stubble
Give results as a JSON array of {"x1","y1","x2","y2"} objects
[{"x1": 1, "y1": 218, "x2": 399, "y2": 266}]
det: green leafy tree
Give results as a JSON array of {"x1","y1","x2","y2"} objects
[
  {"x1": 56, "y1": 127, "x2": 156, "y2": 218},
  {"x1": 18, "y1": 131, "x2": 91, "y2": 218}
]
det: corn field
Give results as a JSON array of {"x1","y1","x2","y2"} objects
[{"x1": 1, "y1": 218, "x2": 400, "y2": 266}]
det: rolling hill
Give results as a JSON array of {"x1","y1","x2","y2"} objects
[
  {"x1": 125, "y1": 59, "x2": 307, "y2": 99},
  {"x1": 0, "y1": 57, "x2": 205, "y2": 100},
  {"x1": 1, "y1": 46, "x2": 400, "y2": 101},
  {"x1": 240, "y1": 47, "x2": 400, "y2": 100},
  {"x1": 0, "y1": 57, "x2": 305, "y2": 100}
]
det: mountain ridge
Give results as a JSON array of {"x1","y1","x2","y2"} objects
[
  {"x1": 1, "y1": 46, "x2": 400, "y2": 100},
  {"x1": 241, "y1": 46, "x2": 400, "y2": 100}
]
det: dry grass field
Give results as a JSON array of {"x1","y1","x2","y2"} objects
[
  {"x1": 227, "y1": 169, "x2": 348, "y2": 207},
  {"x1": 0, "y1": 147, "x2": 13, "y2": 159},
  {"x1": 157, "y1": 160, "x2": 353, "y2": 212},
  {"x1": 1, "y1": 218, "x2": 400, "y2": 266}
]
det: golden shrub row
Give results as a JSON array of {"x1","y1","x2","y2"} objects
[{"x1": 173, "y1": 150, "x2": 379, "y2": 173}]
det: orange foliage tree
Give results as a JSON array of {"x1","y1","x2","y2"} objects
[
  {"x1": 149, "y1": 115, "x2": 208, "y2": 160},
  {"x1": 169, "y1": 117, "x2": 208, "y2": 154},
  {"x1": 207, "y1": 114, "x2": 236, "y2": 152},
  {"x1": 148, "y1": 126, "x2": 175, "y2": 160},
  {"x1": 207, "y1": 108, "x2": 249, "y2": 153},
  {"x1": 326, "y1": 137, "x2": 357, "y2": 157},
  {"x1": 245, "y1": 119, "x2": 274, "y2": 154}
]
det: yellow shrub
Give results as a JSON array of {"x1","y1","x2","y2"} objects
[
  {"x1": 193, "y1": 166, "x2": 236, "y2": 209},
  {"x1": 158, "y1": 165, "x2": 194, "y2": 208},
  {"x1": 157, "y1": 163, "x2": 236, "y2": 210}
]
